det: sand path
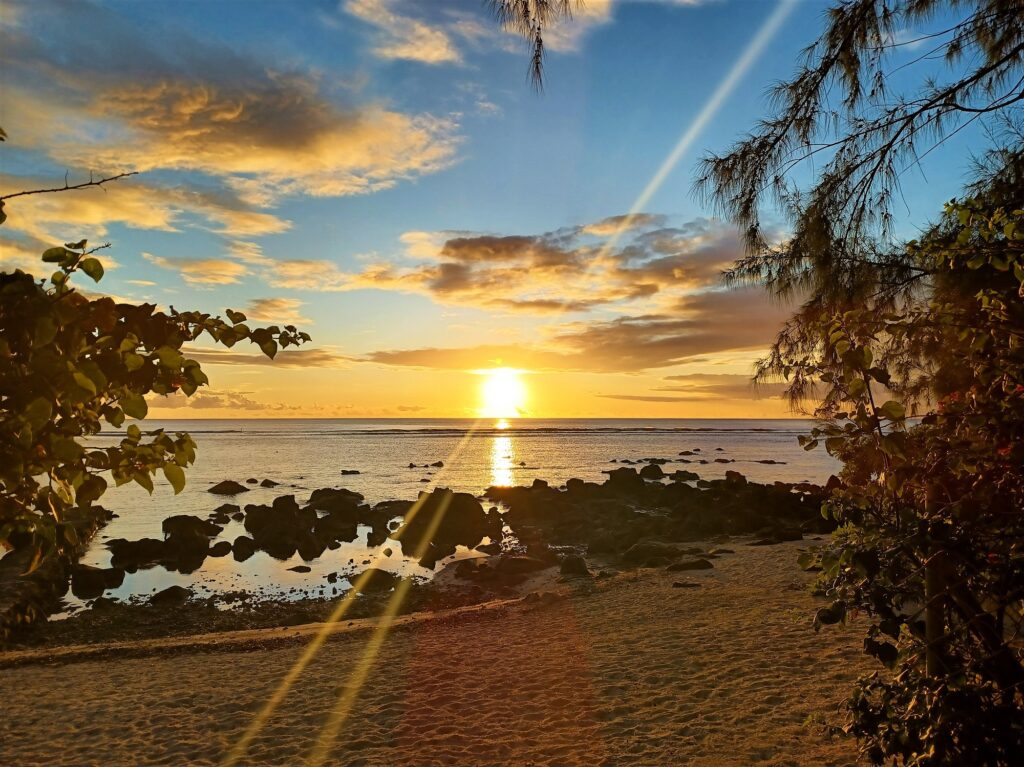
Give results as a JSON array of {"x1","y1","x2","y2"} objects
[{"x1": 0, "y1": 541, "x2": 868, "y2": 766}]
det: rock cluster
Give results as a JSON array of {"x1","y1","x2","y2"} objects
[
  {"x1": 390, "y1": 488, "x2": 503, "y2": 569},
  {"x1": 487, "y1": 468, "x2": 830, "y2": 568}
]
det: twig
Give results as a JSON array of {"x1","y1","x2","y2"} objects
[{"x1": 0, "y1": 171, "x2": 138, "y2": 202}]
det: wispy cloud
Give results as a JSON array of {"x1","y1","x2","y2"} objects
[
  {"x1": 243, "y1": 297, "x2": 311, "y2": 325},
  {"x1": 143, "y1": 253, "x2": 249, "y2": 286},
  {"x1": 183, "y1": 346, "x2": 349, "y2": 369},
  {"x1": 344, "y1": 0, "x2": 462, "y2": 64},
  {"x1": 361, "y1": 285, "x2": 790, "y2": 373}
]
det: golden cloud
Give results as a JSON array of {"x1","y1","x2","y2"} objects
[
  {"x1": 243, "y1": 297, "x2": 311, "y2": 325},
  {"x1": 345, "y1": 0, "x2": 462, "y2": 64},
  {"x1": 0, "y1": 173, "x2": 291, "y2": 245},
  {"x1": 1, "y1": 3, "x2": 461, "y2": 210},
  {"x1": 264, "y1": 215, "x2": 745, "y2": 315},
  {"x1": 143, "y1": 253, "x2": 249, "y2": 286},
  {"x1": 362, "y1": 286, "x2": 791, "y2": 373},
  {"x1": 182, "y1": 346, "x2": 349, "y2": 369}
]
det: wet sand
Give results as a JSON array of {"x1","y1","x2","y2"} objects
[{"x1": 0, "y1": 540, "x2": 868, "y2": 766}]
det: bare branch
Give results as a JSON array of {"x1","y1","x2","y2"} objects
[{"x1": 0, "y1": 171, "x2": 139, "y2": 202}]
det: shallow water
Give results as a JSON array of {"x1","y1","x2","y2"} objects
[{"x1": 71, "y1": 418, "x2": 837, "y2": 610}]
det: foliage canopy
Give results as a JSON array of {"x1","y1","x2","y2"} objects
[{"x1": 0, "y1": 193, "x2": 309, "y2": 568}]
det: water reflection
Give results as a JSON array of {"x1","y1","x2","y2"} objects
[{"x1": 491, "y1": 434, "x2": 514, "y2": 487}]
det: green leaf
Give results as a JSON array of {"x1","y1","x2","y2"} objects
[
  {"x1": 72, "y1": 371, "x2": 97, "y2": 396},
  {"x1": 258, "y1": 338, "x2": 278, "y2": 359},
  {"x1": 34, "y1": 316, "x2": 58, "y2": 347},
  {"x1": 878, "y1": 400, "x2": 906, "y2": 421},
  {"x1": 42, "y1": 246, "x2": 70, "y2": 263},
  {"x1": 163, "y1": 463, "x2": 186, "y2": 494},
  {"x1": 123, "y1": 352, "x2": 145, "y2": 372},
  {"x1": 23, "y1": 398, "x2": 52, "y2": 431},
  {"x1": 226, "y1": 309, "x2": 247, "y2": 324},
  {"x1": 65, "y1": 239, "x2": 88, "y2": 250},
  {"x1": 79, "y1": 257, "x2": 104, "y2": 282},
  {"x1": 77, "y1": 475, "x2": 108, "y2": 506},
  {"x1": 814, "y1": 602, "x2": 846, "y2": 629},
  {"x1": 133, "y1": 471, "x2": 154, "y2": 494},
  {"x1": 120, "y1": 391, "x2": 148, "y2": 419},
  {"x1": 155, "y1": 346, "x2": 183, "y2": 369}
]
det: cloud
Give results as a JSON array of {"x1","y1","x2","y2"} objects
[
  {"x1": 144, "y1": 253, "x2": 249, "y2": 286},
  {"x1": 182, "y1": 346, "x2": 349, "y2": 369},
  {"x1": 1, "y1": 0, "x2": 461, "y2": 210},
  {"x1": 581, "y1": 213, "x2": 666, "y2": 237},
  {"x1": 598, "y1": 394, "x2": 703, "y2": 403},
  {"x1": 226, "y1": 241, "x2": 273, "y2": 265},
  {"x1": 657, "y1": 373, "x2": 788, "y2": 400},
  {"x1": 265, "y1": 215, "x2": 746, "y2": 315},
  {"x1": 243, "y1": 297, "x2": 310, "y2": 325},
  {"x1": 361, "y1": 286, "x2": 790, "y2": 373},
  {"x1": 147, "y1": 389, "x2": 304, "y2": 412},
  {"x1": 149, "y1": 390, "x2": 265, "y2": 411},
  {"x1": 0, "y1": 172, "x2": 291, "y2": 248},
  {"x1": 344, "y1": 0, "x2": 461, "y2": 64}
]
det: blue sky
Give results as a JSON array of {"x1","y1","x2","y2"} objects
[{"x1": 0, "y1": 0, "x2": 988, "y2": 417}]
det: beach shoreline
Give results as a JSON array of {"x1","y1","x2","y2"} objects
[{"x1": 0, "y1": 539, "x2": 868, "y2": 766}]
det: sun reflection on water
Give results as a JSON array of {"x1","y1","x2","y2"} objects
[{"x1": 490, "y1": 434, "x2": 514, "y2": 487}]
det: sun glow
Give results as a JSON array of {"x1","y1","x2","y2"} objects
[{"x1": 478, "y1": 368, "x2": 526, "y2": 420}]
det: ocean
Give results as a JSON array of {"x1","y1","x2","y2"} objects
[{"x1": 71, "y1": 418, "x2": 838, "y2": 610}]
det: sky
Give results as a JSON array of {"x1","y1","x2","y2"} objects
[{"x1": 0, "y1": 0, "x2": 988, "y2": 419}]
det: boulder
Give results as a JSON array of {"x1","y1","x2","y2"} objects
[
  {"x1": 307, "y1": 487, "x2": 365, "y2": 513},
  {"x1": 260, "y1": 478, "x2": 279, "y2": 488},
  {"x1": 353, "y1": 568, "x2": 399, "y2": 594},
  {"x1": 209, "y1": 541, "x2": 232, "y2": 558},
  {"x1": 639, "y1": 464, "x2": 665, "y2": 480},
  {"x1": 391, "y1": 488, "x2": 497, "y2": 558},
  {"x1": 559, "y1": 554, "x2": 591, "y2": 577},
  {"x1": 209, "y1": 480, "x2": 250, "y2": 495},
  {"x1": 670, "y1": 470, "x2": 700, "y2": 482},
  {"x1": 621, "y1": 540, "x2": 685, "y2": 565},
  {"x1": 340, "y1": 469, "x2": 360, "y2": 475},
  {"x1": 162, "y1": 515, "x2": 222, "y2": 539},
  {"x1": 70, "y1": 564, "x2": 118, "y2": 600},
  {"x1": 106, "y1": 537, "x2": 165, "y2": 572},
  {"x1": 724, "y1": 470, "x2": 747, "y2": 485},
  {"x1": 602, "y1": 467, "x2": 645, "y2": 492},
  {"x1": 149, "y1": 585, "x2": 191, "y2": 606},
  {"x1": 232, "y1": 536, "x2": 257, "y2": 561},
  {"x1": 288, "y1": 565, "x2": 312, "y2": 573}
]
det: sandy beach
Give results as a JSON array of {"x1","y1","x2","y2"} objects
[{"x1": 1, "y1": 540, "x2": 868, "y2": 767}]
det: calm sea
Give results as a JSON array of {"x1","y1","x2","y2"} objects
[{"x1": 71, "y1": 418, "x2": 838, "y2": 609}]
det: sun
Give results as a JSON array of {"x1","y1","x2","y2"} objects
[{"x1": 478, "y1": 368, "x2": 527, "y2": 420}]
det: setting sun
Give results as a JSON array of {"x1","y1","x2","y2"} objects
[{"x1": 478, "y1": 368, "x2": 527, "y2": 420}]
